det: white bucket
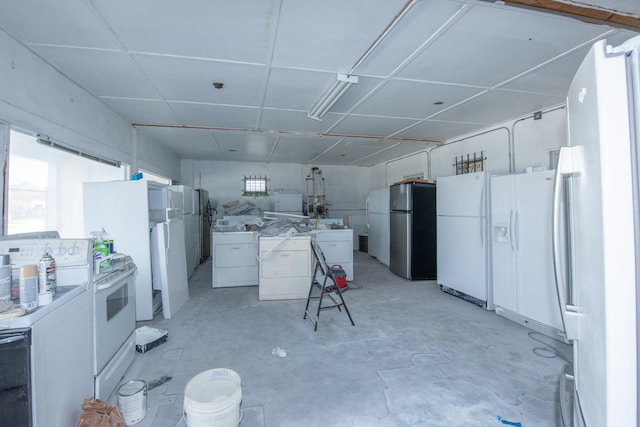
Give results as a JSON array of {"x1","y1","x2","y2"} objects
[
  {"x1": 116, "y1": 379, "x2": 147, "y2": 425},
  {"x1": 183, "y1": 368, "x2": 242, "y2": 427}
]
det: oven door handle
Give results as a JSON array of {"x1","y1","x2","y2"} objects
[
  {"x1": 0, "y1": 335, "x2": 26, "y2": 345},
  {"x1": 95, "y1": 267, "x2": 137, "y2": 291}
]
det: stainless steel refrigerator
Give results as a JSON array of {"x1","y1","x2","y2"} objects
[{"x1": 389, "y1": 182, "x2": 436, "y2": 280}]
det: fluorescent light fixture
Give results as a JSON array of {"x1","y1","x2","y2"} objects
[{"x1": 308, "y1": 73, "x2": 358, "y2": 121}]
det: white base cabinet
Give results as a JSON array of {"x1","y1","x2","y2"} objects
[
  {"x1": 312, "y1": 229, "x2": 354, "y2": 280},
  {"x1": 211, "y1": 232, "x2": 258, "y2": 287},
  {"x1": 259, "y1": 235, "x2": 312, "y2": 300}
]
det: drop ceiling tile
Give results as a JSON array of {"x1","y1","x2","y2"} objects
[
  {"x1": 397, "y1": 4, "x2": 611, "y2": 87},
  {"x1": 134, "y1": 55, "x2": 264, "y2": 106},
  {"x1": 394, "y1": 119, "x2": 485, "y2": 141},
  {"x1": 100, "y1": 98, "x2": 180, "y2": 125},
  {"x1": 259, "y1": 109, "x2": 341, "y2": 134},
  {"x1": 354, "y1": 142, "x2": 436, "y2": 167},
  {"x1": 354, "y1": 0, "x2": 465, "y2": 77},
  {"x1": 433, "y1": 90, "x2": 564, "y2": 125},
  {"x1": 30, "y1": 46, "x2": 158, "y2": 98},
  {"x1": 92, "y1": 0, "x2": 272, "y2": 63},
  {"x1": 137, "y1": 127, "x2": 221, "y2": 160},
  {"x1": 263, "y1": 68, "x2": 338, "y2": 110},
  {"x1": 170, "y1": 102, "x2": 259, "y2": 129},
  {"x1": 213, "y1": 131, "x2": 278, "y2": 159},
  {"x1": 330, "y1": 115, "x2": 421, "y2": 138},
  {"x1": 269, "y1": 135, "x2": 341, "y2": 164},
  {"x1": 312, "y1": 138, "x2": 400, "y2": 165},
  {"x1": 272, "y1": 0, "x2": 408, "y2": 70},
  {"x1": 352, "y1": 79, "x2": 484, "y2": 118},
  {"x1": 502, "y1": 31, "x2": 640, "y2": 95},
  {"x1": 0, "y1": 0, "x2": 120, "y2": 49}
]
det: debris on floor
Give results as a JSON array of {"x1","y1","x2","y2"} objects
[
  {"x1": 497, "y1": 415, "x2": 523, "y2": 426},
  {"x1": 272, "y1": 347, "x2": 287, "y2": 358},
  {"x1": 147, "y1": 375, "x2": 172, "y2": 391}
]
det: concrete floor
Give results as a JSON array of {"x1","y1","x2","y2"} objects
[{"x1": 114, "y1": 250, "x2": 572, "y2": 427}]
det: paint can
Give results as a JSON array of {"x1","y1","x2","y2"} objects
[
  {"x1": 116, "y1": 380, "x2": 147, "y2": 425},
  {"x1": 19, "y1": 265, "x2": 38, "y2": 311}
]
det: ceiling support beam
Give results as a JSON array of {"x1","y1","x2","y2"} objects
[{"x1": 501, "y1": 0, "x2": 640, "y2": 30}]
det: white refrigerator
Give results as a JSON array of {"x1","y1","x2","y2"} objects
[
  {"x1": 490, "y1": 170, "x2": 565, "y2": 340},
  {"x1": 436, "y1": 171, "x2": 492, "y2": 309},
  {"x1": 555, "y1": 37, "x2": 640, "y2": 426},
  {"x1": 83, "y1": 180, "x2": 190, "y2": 321},
  {"x1": 171, "y1": 185, "x2": 200, "y2": 277},
  {"x1": 365, "y1": 188, "x2": 389, "y2": 266}
]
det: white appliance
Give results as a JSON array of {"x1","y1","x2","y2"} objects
[
  {"x1": 83, "y1": 180, "x2": 189, "y2": 321},
  {"x1": 211, "y1": 231, "x2": 258, "y2": 288},
  {"x1": 271, "y1": 192, "x2": 303, "y2": 216},
  {"x1": 312, "y1": 229, "x2": 354, "y2": 280},
  {"x1": 365, "y1": 188, "x2": 390, "y2": 266},
  {"x1": 490, "y1": 170, "x2": 565, "y2": 341},
  {"x1": 556, "y1": 37, "x2": 640, "y2": 426},
  {"x1": 436, "y1": 171, "x2": 492, "y2": 309},
  {"x1": 171, "y1": 185, "x2": 200, "y2": 277},
  {"x1": 151, "y1": 217, "x2": 189, "y2": 319},
  {"x1": 0, "y1": 238, "x2": 93, "y2": 426},
  {"x1": 259, "y1": 235, "x2": 312, "y2": 300},
  {"x1": 92, "y1": 254, "x2": 137, "y2": 399}
]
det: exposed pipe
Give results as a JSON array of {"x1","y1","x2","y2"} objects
[{"x1": 132, "y1": 122, "x2": 441, "y2": 144}]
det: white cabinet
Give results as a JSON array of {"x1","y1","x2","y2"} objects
[
  {"x1": 312, "y1": 229, "x2": 354, "y2": 280},
  {"x1": 259, "y1": 235, "x2": 312, "y2": 300},
  {"x1": 211, "y1": 232, "x2": 258, "y2": 287}
]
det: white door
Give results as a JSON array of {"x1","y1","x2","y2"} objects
[
  {"x1": 490, "y1": 175, "x2": 516, "y2": 311},
  {"x1": 437, "y1": 215, "x2": 487, "y2": 301},
  {"x1": 153, "y1": 220, "x2": 190, "y2": 319},
  {"x1": 515, "y1": 170, "x2": 562, "y2": 330},
  {"x1": 559, "y1": 38, "x2": 638, "y2": 426},
  {"x1": 436, "y1": 172, "x2": 486, "y2": 217}
]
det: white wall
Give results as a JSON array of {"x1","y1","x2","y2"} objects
[
  {"x1": 181, "y1": 160, "x2": 371, "y2": 222},
  {"x1": 0, "y1": 29, "x2": 179, "y2": 182},
  {"x1": 369, "y1": 105, "x2": 568, "y2": 190}
]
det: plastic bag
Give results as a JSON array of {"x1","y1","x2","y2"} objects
[{"x1": 76, "y1": 398, "x2": 126, "y2": 427}]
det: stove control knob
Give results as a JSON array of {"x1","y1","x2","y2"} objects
[{"x1": 68, "y1": 244, "x2": 80, "y2": 256}]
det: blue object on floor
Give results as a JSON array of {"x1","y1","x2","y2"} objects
[{"x1": 497, "y1": 415, "x2": 523, "y2": 426}]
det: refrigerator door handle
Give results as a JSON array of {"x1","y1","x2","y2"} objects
[
  {"x1": 365, "y1": 197, "x2": 370, "y2": 229},
  {"x1": 552, "y1": 146, "x2": 580, "y2": 340},
  {"x1": 513, "y1": 211, "x2": 519, "y2": 252},
  {"x1": 164, "y1": 222, "x2": 171, "y2": 254},
  {"x1": 508, "y1": 209, "x2": 515, "y2": 251}
]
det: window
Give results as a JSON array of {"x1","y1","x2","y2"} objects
[
  {"x1": 7, "y1": 130, "x2": 126, "y2": 237},
  {"x1": 242, "y1": 175, "x2": 269, "y2": 197}
]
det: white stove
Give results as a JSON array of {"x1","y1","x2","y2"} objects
[
  {"x1": 91, "y1": 253, "x2": 137, "y2": 400},
  {"x1": 0, "y1": 238, "x2": 92, "y2": 329},
  {"x1": 0, "y1": 238, "x2": 93, "y2": 427}
]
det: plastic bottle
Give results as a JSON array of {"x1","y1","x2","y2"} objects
[{"x1": 91, "y1": 229, "x2": 110, "y2": 272}]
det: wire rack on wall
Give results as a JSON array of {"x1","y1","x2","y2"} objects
[{"x1": 454, "y1": 151, "x2": 486, "y2": 175}]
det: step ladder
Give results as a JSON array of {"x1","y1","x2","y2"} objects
[{"x1": 304, "y1": 237, "x2": 355, "y2": 331}]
